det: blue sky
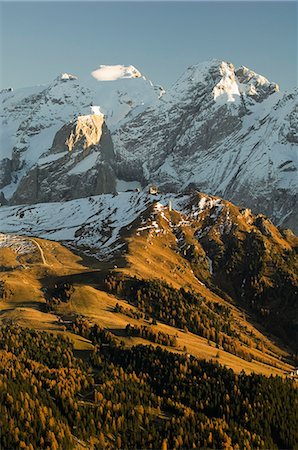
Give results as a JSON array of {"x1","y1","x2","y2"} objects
[{"x1": 0, "y1": 1, "x2": 297, "y2": 90}]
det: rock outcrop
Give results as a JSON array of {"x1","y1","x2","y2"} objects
[{"x1": 11, "y1": 114, "x2": 116, "y2": 204}]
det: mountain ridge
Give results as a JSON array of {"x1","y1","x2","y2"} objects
[
  {"x1": 0, "y1": 59, "x2": 297, "y2": 231},
  {"x1": 0, "y1": 188, "x2": 297, "y2": 353}
]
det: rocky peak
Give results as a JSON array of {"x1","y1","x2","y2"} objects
[
  {"x1": 212, "y1": 61, "x2": 242, "y2": 104},
  {"x1": 112, "y1": 59, "x2": 296, "y2": 231},
  {"x1": 65, "y1": 114, "x2": 105, "y2": 152},
  {"x1": 11, "y1": 113, "x2": 116, "y2": 205},
  {"x1": 236, "y1": 65, "x2": 279, "y2": 102},
  {"x1": 56, "y1": 73, "x2": 78, "y2": 82},
  {"x1": 168, "y1": 59, "x2": 278, "y2": 109}
]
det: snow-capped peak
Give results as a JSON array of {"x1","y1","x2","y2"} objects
[
  {"x1": 58, "y1": 73, "x2": 78, "y2": 81},
  {"x1": 213, "y1": 61, "x2": 241, "y2": 104},
  {"x1": 236, "y1": 66, "x2": 279, "y2": 101},
  {"x1": 91, "y1": 65, "x2": 142, "y2": 81},
  {"x1": 166, "y1": 59, "x2": 243, "y2": 106},
  {"x1": 237, "y1": 66, "x2": 275, "y2": 88}
]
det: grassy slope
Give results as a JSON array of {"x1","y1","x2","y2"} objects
[{"x1": 0, "y1": 230, "x2": 295, "y2": 377}]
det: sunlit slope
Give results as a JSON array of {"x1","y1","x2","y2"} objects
[{"x1": 0, "y1": 226, "x2": 295, "y2": 377}]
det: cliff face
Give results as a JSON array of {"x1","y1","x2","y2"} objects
[{"x1": 11, "y1": 114, "x2": 116, "y2": 204}]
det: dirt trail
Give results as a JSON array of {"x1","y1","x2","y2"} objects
[{"x1": 31, "y1": 239, "x2": 47, "y2": 265}]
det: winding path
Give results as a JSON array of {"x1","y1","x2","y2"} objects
[{"x1": 31, "y1": 239, "x2": 47, "y2": 265}]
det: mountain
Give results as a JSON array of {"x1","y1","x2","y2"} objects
[
  {"x1": 113, "y1": 60, "x2": 297, "y2": 231},
  {"x1": 0, "y1": 59, "x2": 297, "y2": 230},
  {"x1": 12, "y1": 112, "x2": 116, "y2": 204},
  {"x1": 1, "y1": 189, "x2": 297, "y2": 351},
  {"x1": 1, "y1": 59, "x2": 297, "y2": 450},
  {"x1": 0, "y1": 65, "x2": 162, "y2": 202}
]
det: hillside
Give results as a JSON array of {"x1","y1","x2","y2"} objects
[
  {"x1": 0, "y1": 190, "x2": 297, "y2": 370},
  {"x1": 1, "y1": 190, "x2": 297, "y2": 449},
  {"x1": 2, "y1": 325, "x2": 297, "y2": 450}
]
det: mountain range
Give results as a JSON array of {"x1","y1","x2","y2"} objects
[
  {"x1": 1, "y1": 60, "x2": 298, "y2": 450},
  {"x1": 1, "y1": 60, "x2": 297, "y2": 231}
]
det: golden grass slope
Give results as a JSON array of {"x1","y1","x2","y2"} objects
[{"x1": 0, "y1": 227, "x2": 295, "y2": 377}]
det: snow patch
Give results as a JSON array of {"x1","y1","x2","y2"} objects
[
  {"x1": 91, "y1": 65, "x2": 142, "y2": 81},
  {"x1": 90, "y1": 105, "x2": 104, "y2": 116},
  {"x1": 38, "y1": 152, "x2": 66, "y2": 166},
  {"x1": 60, "y1": 73, "x2": 78, "y2": 81},
  {"x1": 0, "y1": 233, "x2": 35, "y2": 255},
  {"x1": 116, "y1": 179, "x2": 141, "y2": 192},
  {"x1": 68, "y1": 152, "x2": 100, "y2": 175}
]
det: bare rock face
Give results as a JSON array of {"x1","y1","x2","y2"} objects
[
  {"x1": 53, "y1": 114, "x2": 105, "y2": 153},
  {"x1": 11, "y1": 114, "x2": 116, "y2": 204},
  {"x1": 0, "y1": 158, "x2": 12, "y2": 189}
]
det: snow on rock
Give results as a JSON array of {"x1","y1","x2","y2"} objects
[
  {"x1": 10, "y1": 113, "x2": 116, "y2": 205},
  {"x1": 116, "y1": 179, "x2": 141, "y2": 192},
  {"x1": 91, "y1": 65, "x2": 142, "y2": 81},
  {"x1": 0, "y1": 192, "x2": 155, "y2": 256},
  {"x1": 154, "y1": 202, "x2": 165, "y2": 212},
  {"x1": 90, "y1": 105, "x2": 103, "y2": 116},
  {"x1": 112, "y1": 59, "x2": 297, "y2": 231},
  {"x1": 213, "y1": 62, "x2": 241, "y2": 104},
  {"x1": 0, "y1": 58, "x2": 296, "y2": 231},
  {"x1": 0, "y1": 191, "x2": 220, "y2": 259},
  {"x1": 59, "y1": 73, "x2": 78, "y2": 81},
  {"x1": 236, "y1": 66, "x2": 279, "y2": 102},
  {"x1": 0, "y1": 189, "x2": 292, "y2": 262},
  {"x1": 0, "y1": 233, "x2": 36, "y2": 255},
  {"x1": 68, "y1": 152, "x2": 100, "y2": 175},
  {"x1": 0, "y1": 64, "x2": 162, "y2": 200}
]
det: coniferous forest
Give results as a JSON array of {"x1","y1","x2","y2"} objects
[{"x1": 1, "y1": 325, "x2": 297, "y2": 450}]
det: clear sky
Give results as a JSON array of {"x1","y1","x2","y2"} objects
[{"x1": 0, "y1": 1, "x2": 297, "y2": 91}]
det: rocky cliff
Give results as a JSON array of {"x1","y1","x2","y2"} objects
[{"x1": 11, "y1": 114, "x2": 116, "y2": 204}]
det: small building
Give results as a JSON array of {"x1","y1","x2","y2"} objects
[{"x1": 149, "y1": 185, "x2": 158, "y2": 195}]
